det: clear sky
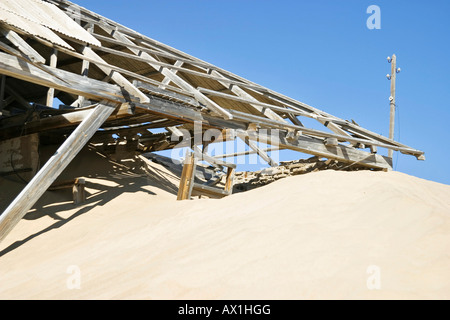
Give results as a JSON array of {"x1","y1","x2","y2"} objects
[{"x1": 74, "y1": 0, "x2": 450, "y2": 185}]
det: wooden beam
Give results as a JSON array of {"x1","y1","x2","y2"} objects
[
  {"x1": 177, "y1": 151, "x2": 197, "y2": 200},
  {"x1": 0, "y1": 27, "x2": 46, "y2": 64},
  {"x1": 81, "y1": 46, "x2": 149, "y2": 103},
  {"x1": 208, "y1": 69, "x2": 287, "y2": 123},
  {"x1": 160, "y1": 60, "x2": 183, "y2": 89},
  {"x1": 229, "y1": 109, "x2": 423, "y2": 156},
  {"x1": 0, "y1": 51, "x2": 425, "y2": 160},
  {"x1": 133, "y1": 80, "x2": 198, "y2": 106},
  {"x1": 242, "y1": 130, "x2": 393, "y2": 170},
  {"x1": 224, "y1": 167, "x2": 235, "y2": 194},
  {"x1": 236, "y1": 130, "x2": 279, "y2": 167},
  {"x1": 214, "y1": 146, "x2": 283, "y2": 159},
  {"x1": 102, "y1": 27, "x2": 233, "y2": 119},
  {"x1": 0, "y1": 102, "x2": 118, "y2": 243},
  {"x1": 4, "y1": 84, "x2": 30, "y2": 110},
  {"x1": 52, "y1": 2, "x2": 421, "y2": 158},
  {"x1": 46, "y1": 49, "x2": 58, "y2": 107},
  {"x1": 0, "y1": 103, "x2": 134, "y2": 141}
]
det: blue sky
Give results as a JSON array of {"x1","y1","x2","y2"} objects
[{"x1": 75, "y1": 0, "x2": 450, "y2": 185}]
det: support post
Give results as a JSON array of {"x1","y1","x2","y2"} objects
[
  {"x1": 177, "y1": 151, "x2": 197, "y2": 200},
  {"x1": 0, "y1": 102, "x2": 118, "y2": 243},
  {"x1": 46, "y1": 49, "x2": 58, "y2": 107},
  {"x1": 388, "y1": 54, "x2": 397, "y2": 159}
]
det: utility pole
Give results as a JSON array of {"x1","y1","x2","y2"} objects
[{"x1": 386, "y1": 54, "x2": 400, "y2": 159}]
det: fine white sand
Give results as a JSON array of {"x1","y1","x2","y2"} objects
[{"x1": 0, "y1": 148, "x2": 449, "y2": 299}]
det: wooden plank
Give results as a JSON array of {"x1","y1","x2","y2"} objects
[
  {"x1": 198, "y1": 87, "x2": 302, "y2": 116},
  {"x1": 243, "y1": 130, "x2": 393, "y2": 170},
  {"x1": 133, "y1": 80, "x2": 198, "y2": 106},
  {"x1": 0, "y1": 27, "x2": 46, "y2": 64},
  {"x1": 0, "y1": 51, "x2": 425, "y2": 160},
  {"x1": 236, "y1": 131, "x2": 278, "y2": 167},
  {"x1": 4, "y1": 84, "x2": 30, "y2": 110},
  {"x1": 229, "y1": 109, "x2": 423, "y2": 156},
  {"x1": 193, "y1": 146, "x2": 237, "y2": 169},
  {"x1": 0, "y1": 103, "x2": 134, "y2": 141},
  {"x1": 214, "y1": 146, "x2": 283, "y2": 159},
  {"x1": 102, "y1": 28, "x2": 233, "y2": 119},
  {"x1": 192, "y1": 183, "x2": 230, "y2": 198},
  {"x1": 81, "y1": 46, "x2": 149, "y2": 103},
  {"x1": 46, "y1": 49, "x2": 58, "y2": 107},
  {"x1": 177, "y1": 151, "x2": 197, "y2": 200},
  {"x1": 224, "y1": 167, "x2": 235, "y2": 194},
  {"x1": 73, "y1": 178, "x2": 86, "y2": 206},
  {"x1": 208, "y1": 70, "x2": 287, "y2": 123},
  {"x1": 160, "y1": 60, "x2": 183, "y2": 89},
  {"x1": 0, "y1": 102, "x2": 118, "y2": 243}
]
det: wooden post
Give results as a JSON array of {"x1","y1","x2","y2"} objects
[
  {"x1": 177, "y1": 151, "x2": 197, "y2": 200},
  {"x1": 388, "y1": 54, "x2": 397, "y2": 159},
  {"x1": 0, "y1": 102, "x2": 117, "y2": 243},
  {"x1": 73, "y1": 178, "x2": 86, "y2": 205},
  {"x1": 46, "y1": 49, "x2": 58, "y2": 107},
  {"x1": 224, "y1": 167, "x2": 235, "y2": 194}
]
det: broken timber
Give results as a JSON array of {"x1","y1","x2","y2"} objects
[
  {"x1": 177, "y1": 149, "x2": 236, "y2": 200},
  {"x1": 0, "y1": 102, "x2": 118, "y2": 243},
  {"x1": 0, "y1": 0, "x2": 425, "y2": 243}
]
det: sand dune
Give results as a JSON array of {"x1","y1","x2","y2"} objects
[{"x1": 0, "y1": 148, "x2": 449, "y2": 299}]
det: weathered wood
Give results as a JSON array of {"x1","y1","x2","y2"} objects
[
  {"x1": 208, "y1": 70, "x2": 287, "y2": 123},
  {"x1": 193, "y1": 146, "x2": 237, "y2": 169},
  {"x1": 81, "y1": 46, "x2": 149, "y2": 103},
  {"x1": 4, "y1": 84, "x2": 30, "y2": 110},
  {"x1": 133, "y1": 80, "x2": 198, "y2": 106},
  {"x1": 0, "y1": 50, "x2": 425, "y2": 161},
  {"x1": 236, "y1": 131, "x2": 278, "y2": 167},
  {"x1": 324, "y1": 137, "x2": 339, "y2": 147},
  {"x1": 73, "y1": 178, "x2": 86, "y2": 205},
  {"x1": 229, "y1": 109, "x2": 423, "y2": 156},
  {"x1": 388, "y1": 54, "x2": 397, "y2": 159},
  {"x1": 0, "y1": 103, "x2": 134, "y2": 141},
  {"x1": 224, "y1": 167, "x2": 235, "y2": 194},
  {"x1": 160, "y1": 60, "x2": 183, "y2": 89},
  {"x1": 177, "y1": 151, "x2": 197, "y2": 200},
  {"x1": 192, "y1": 183, "x2": 230, "y2": 198},
  {"x1": 0, "y1": 27, "x2": 46, "y2": 64},
  {"x1": 243, "y1": 130, "x2": 393, "y2": 170},
  {"x1": 46, "y1": 49, "x2": 58, "y2": 107},
  {"x1": 102, "y1": 27, "x2": 233, "y2": 119},
  {"x1": 214, "y1": 146, "x2": 283, "y2": 159},
  {"x1": 0, "y1": 102, "x2": 118, "y2": 243}
]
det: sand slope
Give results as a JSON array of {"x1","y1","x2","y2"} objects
[{"x1": 0, "y1": 152, "x2": 449, "y2": 299}]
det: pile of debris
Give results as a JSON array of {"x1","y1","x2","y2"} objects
[{"x1": 233, "y1": 156, "x2": 374, "y2": 192}]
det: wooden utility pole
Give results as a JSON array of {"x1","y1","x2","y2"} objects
[{"x1": 387, "y1": 54, "x2": 399, "y2": 159}]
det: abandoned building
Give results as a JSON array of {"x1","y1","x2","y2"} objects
[{"x1": 0, "y1": 0, "x2": 425, "y2": 243}]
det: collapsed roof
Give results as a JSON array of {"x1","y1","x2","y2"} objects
[{"x1": 0, "y1": 0, "x2": 425, "y2": 241}]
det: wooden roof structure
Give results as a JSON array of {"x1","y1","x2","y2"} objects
[{"x1": 0, "y1": 0, "x2": 425, "y2": 242}]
